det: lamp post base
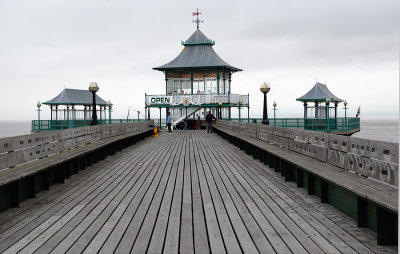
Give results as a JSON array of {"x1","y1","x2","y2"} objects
[{"x1": 262, "y1": 119, "x2": 269, "y2": 125}]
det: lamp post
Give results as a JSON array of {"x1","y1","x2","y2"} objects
[
  {"x1": 107, "y1": 100, "x2": 112, "y2": 124},
  {"x1": 146, "y1": 103, "x2": 151, "y2": 120},
  {"x1": 137, "y1": 111, "x2": 140, "y2": 122},
  {"x1": 273, "y1": 101, "x2": 277, "y2": 126},
  {"x1": 343, "y1": 100, "x2": 348, "y2": 128},
  {"x1": 326, "y1": 98, "x2": 331, "y2": 131},
  {"x1": 238, "y1": 100, "x2": 242, "y2": 122},
  {"x1": 218, "y1": 102, "x2": 222, "y2": 119},
  {"x1": 89, "y1": 82, "x2": 99, "y2": 125},
  {"x1": 37, "y1": 101, "x2": 42, "y2": 131},
  {"x1": 260, "y1": 82, "x2": 271, "y2": 125}
]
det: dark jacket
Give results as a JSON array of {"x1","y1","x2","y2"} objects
[{"x1": 206, "y1": 113, "x2": 216, "y2": 123}]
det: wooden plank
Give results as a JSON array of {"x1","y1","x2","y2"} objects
[
  {"x1": 212, "y1": 135, "x2": 377, "y2": 253},
  {"x1": 191, "y1": 133, "x2": 226, "y2": 254},
  {"x1": 68, "y1": 133, "x2": 175, "y2": 253},
  {"x1": 0, "y1": 130, "x2": 396, "y2": 254},
  {"x1": 210, "y1": 136, "x2": 328, "y2": 253},
  {"x1": 215, "y1": 126, "x2": 398, "y2": 210},
  {"x1": 162, "y1": 133, "x2": 186, "y2": 254},
  {"x1": 8, "y1": 205, "x2": 85, "y2": 254},
  {"x1": 204, "y1": 133, "x2": 297, "y2": 254},
  {"x1": 0, "y1": 138, "x2": 155, "y2": 235},
  {"x1": 31, "y1": 139, "x2": 157, "y2": 253},
  {"x1": 188, "y1": 134, "x2": 210, "y2": 254},
  {"x1": 112, "y1": 133, "x2": 182, "y2": 253},
  {"x1": 0, "y1": 147, "x2": 147, "y2": 253},
  {"x1": 146, "y1": 133, "x2": 183, "y2": 254},
  {"x1": 130, "y1": 133, "x2": 183, "y2": 254},
  {"x1": 195, "y1": 132, "x2": 259, "y2": 254},
  {"x1": 34, "y1": 139, "x2": 158, "y2": 253},
  {"x1": 179, "y1": 134, "x2": 194, "y2": 254}
]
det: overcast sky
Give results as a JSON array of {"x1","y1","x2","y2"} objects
[{"x1": 0, "y1": 0, "x2": 398, "y2": 120}]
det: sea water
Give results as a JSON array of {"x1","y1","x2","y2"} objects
[
  {"x1": 352, "y1": 116, "x2": 399, "y2": 143},
  {"x1": 0, "y1": 117, "x2": 398, "y2": 143},
  {"x1": 0, "y1": 121, "x2": 31, "y2": 138}
]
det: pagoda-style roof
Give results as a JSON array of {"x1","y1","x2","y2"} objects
[
  {"x1": 296, "y1": 83, "x2": 343, "y2": 102},
  {"x1": 153, "y1": 29, "x2": 242, "y2": 72},
  {"x1": 43, "y1": 88, "x2": 108, "y2": 106}
]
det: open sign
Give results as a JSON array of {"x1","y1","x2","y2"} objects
[{"x1": 150, "y1": 96, "x2": 172, "y2": 104}]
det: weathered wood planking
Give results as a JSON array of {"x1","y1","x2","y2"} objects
[
  {"x1": 218, "y1": 120, "x2": 399, "y2": 186},
  {"x1": 0, "y1": 131, "x2": 396, "y2": 253}
]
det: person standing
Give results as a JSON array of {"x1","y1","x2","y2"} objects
[
  {"x1": 205, "y1": 111, "x2": 216, "y2": 133},
  {"x1": 167, "y1": 112, "x2": 172, "y2": 133}
]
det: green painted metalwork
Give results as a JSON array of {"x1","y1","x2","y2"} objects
[
  {"x1": 181, "y1": 40, "x2": 215, "y2": 46},
  {"x1": 224, "y1": 117, "x2": 360, "y2": 133},
  {"x1": 314, "y1": 177, "x2": 321, "y2": 198},
  {"x1": 328, "y1": 184, "x2": 358, "y2": 221},
  {"x1": 32, "y1": 119, "x2": 144, "y2": 132},
  {"x1": 367, "y1": 202, "x2": 377, "y2": 232}
]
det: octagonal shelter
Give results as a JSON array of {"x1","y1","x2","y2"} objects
[
  {"x1": 34, "y1": 88, "x2": 110, "y2": 130},
  {"x1": 296, "y1": 82, "x2": 343, "y2": 131},
  {"x1": 146, "y1": 14, "x2": 248, "y2": 129}
]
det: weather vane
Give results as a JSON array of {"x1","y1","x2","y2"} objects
[{"x1": 192, "y1": 9, "x2": 203, "y2": 29}]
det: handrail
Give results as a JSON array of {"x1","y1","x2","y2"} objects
[{"x1": 222, "y1": 117, "x2": 360, "y2": 132}]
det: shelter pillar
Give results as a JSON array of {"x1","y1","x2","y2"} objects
[
  {"x1": 165, "y1": 71, "x2": 168, "y2": 95},
  {"x1": 315, "y1": 102, "x2": 318, "y2": 118},
  {"x1": 223, "y1": 71, "x2": 226, "y2": 94},
  {"x1": 217, "y1": 69, "x2": 220, "y2": 94},
  {"x1": 84, "y1": 106, "x2": 87, "y2": 120},
  {"x1": 50, "y1": 106, "x2": 53, "y2": 121},
  {"x1": 228, "y1": 72, "x2": 231, "y2": 95},
  {"x1": 334, "y1": 102, "x2": 338, "y2": 119},
  {"x1": 191, "y1": 70, "x2": 194, "y2": 94},
  {"x1": 303, "y1": 102, "x2": 308, "y2": 119},
  {"x1": 159, "y1": 107, "x2": 162, "y2": 129}
]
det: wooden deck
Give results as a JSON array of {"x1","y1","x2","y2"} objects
[{"x1": 0, "y1": 131, "x2": 396, "y2": 253}]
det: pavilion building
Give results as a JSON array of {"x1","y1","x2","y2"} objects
[{"x1": 146, "y1": 11, "x2": 248, "y2": 128}]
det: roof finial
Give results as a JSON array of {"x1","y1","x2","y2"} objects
[{"x1": 192, "y1": 9, "x2": 203, "y2": 29}]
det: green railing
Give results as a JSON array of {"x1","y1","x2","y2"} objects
[
  {"x1": 31, "y1": 119, "x2": 145, "y2": 132},
  {"x1": 32, "y1": 117, "x2": 360, "y2": 133},
  {"x1": 225, "y1": 117, "x2": 360, "y2": 132}
]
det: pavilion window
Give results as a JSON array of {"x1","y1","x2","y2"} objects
[
  {"x1": 167, "y1": 79, "x2": 174, "y2": 95},
  {"x1": 182, "y1": 80, "x2": 191, "y2": 94},
  {"x1": 205, "y1": 79, "x2": 217, "y2": 94},
  {"x1": 224, "y1": 71, "x2": 229, "y2": 94},
  {"x1": 220, "y1": 79, "x2": 225, "y2": 94},
  {"x1": 193, "y1": 78, "x2": 205, "y2": 94}
]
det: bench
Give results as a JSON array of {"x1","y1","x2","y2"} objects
[
  {"x1": 0, "y1": 121, "x2": 154, "y2": 213},
  {"x1": 214, "y1": 121, "x2": 398, "y2": 246}
]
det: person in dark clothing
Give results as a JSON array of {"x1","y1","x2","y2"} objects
[
  {"x1": 166, "y1": 112, "x2": 172, "y2": 133},
  {"x1": 205, "y1": 111, "x2": 216, "y2": 133}
]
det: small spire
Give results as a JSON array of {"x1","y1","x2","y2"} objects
[{"x1": 192, "y1": 8, "x2": 203, "y2": 29}]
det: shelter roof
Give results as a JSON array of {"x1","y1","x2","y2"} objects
[
  {"x1": 43, "y1": 88, "x2": 108, "y2": 106},
  {"x1": 296, "y1": 83, "x2": 343, "y2": 102},
  {"x1": 153, "y1": 29, "x2": 242, "y2": 72}
]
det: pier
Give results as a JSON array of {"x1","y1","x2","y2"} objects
[{"x1": 0, "y1": 122, "x2": 397, "y2": 253}]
